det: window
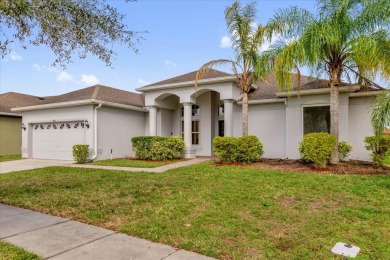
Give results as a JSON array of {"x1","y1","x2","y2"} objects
[
  {"x1": 303, "y1": 106, "x2": 330, "y2": 134},
  {"x1": 181, "y1": 105, "x2": 200, "y2": 116},
  {"x1": 181, "y1": 120, "x2": 200, "y2": 145}
]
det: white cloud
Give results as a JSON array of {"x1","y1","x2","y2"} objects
[
  {"x1": 33, "y1": 64, "x2": 45, "y2": 71},
  {"x1": 165, "y1": 60, "x2": 177, "y2": 66},
  {"x1": 138, "y1": 78, "x2": 150, "y2": 85},
  {"x1": 259, "y1": 33, "x2": 281, "y2": 52},
  {"x1": 81, "y1": 74, "x2": 99, "y2": 86},
  {"x1": 57, "y1": 71, "x2": 74, "y2": 82},
  {"x1": 220, "y1": 36, "x2": 232, "y2": 48},
  {"x1": 10, "y1": 51, "x2": 22, "y2": 61}
]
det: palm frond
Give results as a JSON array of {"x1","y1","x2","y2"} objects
[
  {"x1": 372, "y1": 91, "x2": 390, "y2": 137},
  {"x1": 195, "y1": 59, "x2": 241, "y2": 91}
]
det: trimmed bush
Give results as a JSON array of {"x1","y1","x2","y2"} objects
[
  {"x1": 364, "y1": 136, "x2": 390, "y2": 167},
  {"x1": 299, "y1": 133, "x2": 336, "y2": 167},
  {"x1": 338, "y1": 141, "x2": 353, "y2": 160},
  {"x1": 213, "y1": 135, "x2": 264, "y2": 163},
  {"x1": 72, "y1": 144, "x2": 89, "y2": 164},
  {"x1": 131, "y1": 136, "x2": 184, "y2": 160},
  {"x1": 213, "y1": 136, "x2": 239, "y2": 163}
]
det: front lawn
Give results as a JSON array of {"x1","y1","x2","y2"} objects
[
  {"x1": 0, "y1": 154, "x2": 21, "y2": 162},
  {"x1": 0, "y1": 241, "x2": 40, "y2": 260},
  {"x1": 90, "y1": 158, "x2": 180, "y2": 168},
  {"x1": 0, "y1": 163, "x2": 389, "y2": 259}
]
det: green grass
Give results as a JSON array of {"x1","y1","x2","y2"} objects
[
  {"x1": 90, "y1": 158, "x2": 179, "y2": 168},
  {"x1": 0, "y1": 154, "x2": 21, "y2": 162},
  {"x1": 0, "y1": 163, "x2": 389, "y2": 259},
  {"x1": 0, "y1": 241, "x2": 40, "y2": 260}
]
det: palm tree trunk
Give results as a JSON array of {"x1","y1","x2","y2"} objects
[
  {"x1": 330, "y1": 73, "x2": 339, "y2": 164},
  {"x1": 242, "y1": 91, "x2": 249, "y2": 136}
]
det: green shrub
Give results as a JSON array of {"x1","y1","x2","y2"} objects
[
  {"x1": 213, "y1": 135, "x2": 264, "y2": 163},
  {"x1": 299, "y1": 133, "x2": 336, "y2": 167},
  {"x1": 131, "y1": 136, "x2": 184, "y2": 160},
  {"x1": 338, "y1": 141, "x2": 353, "y2": 160},
  {"x1": 364, "y1": 136, "x2": 390, "y2": 167},
  {"x1": 213, "y1": 136, "x2": 239, "y2": 163},
  {"x1": 72, "y1": 144, "x2": 89, "y2": 164}
]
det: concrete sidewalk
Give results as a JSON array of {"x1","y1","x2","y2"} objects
[
  {"x1": 0, "y1": 158, "x2": 210, "y2": 174},
  {"x1": 67, "y1": 158, "x2": 211, "y2": 173},
  {"x1": 0, "y1": 159, "x2": 73, "y2": 174},
  {"x1": 0, "y1": 203, "x2": 215, "y2": 260}
]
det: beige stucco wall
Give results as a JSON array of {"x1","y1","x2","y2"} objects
[{"x1": 0, "y1": 116, "x2": 22, "y2": 156}]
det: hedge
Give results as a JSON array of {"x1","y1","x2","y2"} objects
[
  {"x1": 338, "y1": 141, "x2": 353, "y2": 160},
  {"x1": 364, "y1": 135, "x2": 390, "y2": 167},
  {"x1": 213, "y1": 135, "x2": 264, "y2": 163},
  {"x1": 299, "y1": 133, "x2": 336, "y2": 167},
  {"x1": 72, "y1": 144, "x2": 89, "y2": 164},
  {"x1": 131, "y1": 136, "x2": 184, "y2": 160}
]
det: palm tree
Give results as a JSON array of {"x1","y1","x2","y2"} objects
[
  {"x1": 195, "y1": 1, "x2": 269, "y2": 136},
  {"x1": 372, "y1": 90, "x2": 390, "y2": 138},
  {"x1": 263, "y1": 0, "x2": 390, "y2": 163}
]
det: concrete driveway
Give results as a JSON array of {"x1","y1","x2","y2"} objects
[{"x1": 0, "y1": 159, "x2": 73, "y2": 174}]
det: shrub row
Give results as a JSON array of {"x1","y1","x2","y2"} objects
[
  {"x1": 299, "y1": 133, "x2": 353, "y2": 167},
  {"x1": 213, "y1": 135, "x2": 264, "y2": 163},
  {"x1": 131, "y1": 136, "x2": 184, "y2": 160},
  {"x1": 364, "y1": 135, "x2": 390, "y2": 167}
]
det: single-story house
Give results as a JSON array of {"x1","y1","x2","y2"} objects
[
  {"x1": 0, "y1": 92, "x2": 41, "y2": 156},
  {"x1": 13, "y1": 69, "x2": 380, "y2": 161}
]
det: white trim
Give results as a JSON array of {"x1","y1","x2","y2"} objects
[
  {"x1": 277, "y1": 85, "x2": 361, "y2": 97},
  {"x1": 237, "y1": 98, "x2": 286, "y2": 105},
  {"x1": 0, "y1": 112, "x2": 21, "y2": 117},
  {"x1": 349, "y1": 91, "x2": 385, "y2": 97},
  {"x1": 136, "y1": 76, "x2": 237, "y2": 92},
  {"x1": 11, "y1": 99, "x2": 147, "y2": 112},
  {"x1": 28, "y1": 119, "x2": 87, "y2": 124}
]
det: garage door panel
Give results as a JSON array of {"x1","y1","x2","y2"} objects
[{"x1": 33, "y1": 122, "x2": 87, "y2": 160}]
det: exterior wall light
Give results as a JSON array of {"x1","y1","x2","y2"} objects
[{"x1": 21, "y1": 123, "x2": 26, "y2": 131}]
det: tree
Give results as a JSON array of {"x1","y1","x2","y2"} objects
[
  {"x1": 263, "y1": 0, "x2": 390, "y2": 163},
  {"x1": 372, "y1": 90, "x2": 390, "y2": 138},
  {"x1": 195, "y1": 1, "x2": 269, "y2": 136},
  {"x1": 1, "y1": 0, "x2": 144, "y2": 66}
]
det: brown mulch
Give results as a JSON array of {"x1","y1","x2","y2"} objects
[{"x1": 214, "y1": 159, "x2": 390, "y2": 175}]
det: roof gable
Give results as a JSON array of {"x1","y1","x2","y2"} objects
[{"x1": 139, "y1": 69, "x2": 232, "y2": 89}]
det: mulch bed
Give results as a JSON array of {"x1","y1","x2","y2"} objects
[{"x1": 214, "y1": 159, "x2": 390, "y2": 175}]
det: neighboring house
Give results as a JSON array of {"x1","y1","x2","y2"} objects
[
  {"x1": 13, "y1": 69, "x2": 380, "y2": 161},
  {"x1": 0, "y1": 92, "x2": 42, "y2": 156}
]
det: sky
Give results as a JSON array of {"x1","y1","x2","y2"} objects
[{"x1": 0, "y1": 0, "x2": 320, "y2": 97}]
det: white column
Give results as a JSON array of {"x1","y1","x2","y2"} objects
[
  {"x1": 183, "y1": 102, "x2": 196, "y2": 158},
  {"x1": 223, "y1": 99, "x2": 234, "y2": 137},
  {"x1": 149, "y1": 106, "x2": 157, "y2": 136},
  {"x1": 183, "y1": 103, "x2": 192, "y2": 149}
]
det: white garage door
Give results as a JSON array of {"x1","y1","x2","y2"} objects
[{"x1": 32, "y1": 122, "x2": 86, "y2": 160}]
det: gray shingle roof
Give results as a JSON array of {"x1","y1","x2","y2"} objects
[
  {"x1": 139, "y1": 69, "x2": 232, "y2": 89},
  {"x1": 0, "y1": 92, "x2": 42, "y2": 115},
  {"x1": 22, "y1": 85, "x2": 144, "y2": 107}
]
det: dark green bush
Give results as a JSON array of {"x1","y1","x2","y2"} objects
[
  {"x1": 338, "y1": 141, "x2": 353, "y2": 160},
  {"x1": 213, "y1": 135, "x2": 264, "y2": 163},
  {"x1": 299, "y1": 133, "x2": 336, "y2": 167},
  {"x1": 131, "y1": 136, "x2": 184, "y2": 160},
  {"x1": 364, "y1": 136, "x2": 390, "y2": 167},
  {"x1": 72, "y1": 144, "x2": 89, "y2": 164}
]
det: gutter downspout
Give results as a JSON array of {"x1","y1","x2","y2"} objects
[{"x1": 89, "y1": 103, "x2": 102, "y2": 161}]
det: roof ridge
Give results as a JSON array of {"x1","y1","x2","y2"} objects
[{"x1": 91, "y1": 85, "x2": 101, "y2": 99}]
